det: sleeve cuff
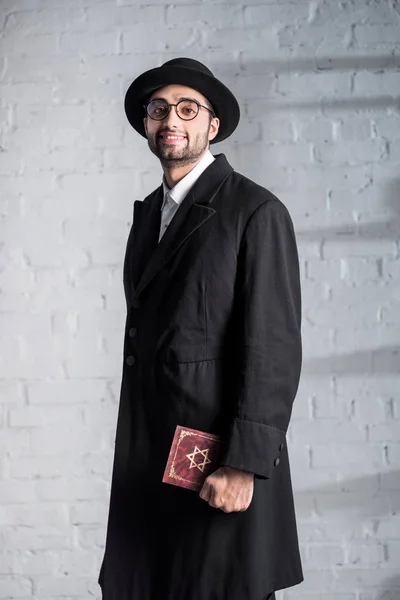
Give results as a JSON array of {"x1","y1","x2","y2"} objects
[{"x1": 219, "y1": 417, "x2": 286, "y2": 479}]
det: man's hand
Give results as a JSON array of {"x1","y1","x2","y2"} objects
[{"x1": 199, "y1": 466, "x2": 254, "y2": 513}]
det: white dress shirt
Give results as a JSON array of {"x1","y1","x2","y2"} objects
[{"x1": 158, "y1": 150, "x2": 215, "y2": 242}]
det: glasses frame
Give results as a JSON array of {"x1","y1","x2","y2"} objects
[{"x1": 144, "y1": 97, "x2": 216, "y2": 121}]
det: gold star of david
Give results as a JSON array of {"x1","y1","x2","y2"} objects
[{"x1": 186, "y1": 446, "x2": 211, "y2": 472}]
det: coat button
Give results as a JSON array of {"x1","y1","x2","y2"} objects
[
  {"x1": 128, "y1": 327, "x2": 137, "y2": 337},
  {"x1": 274, "y1": 457, "x2": 280, "y2": 467},
  {"x1": 126, "y1": 355, "x2": 136, "y2": 366},
  {"x1": 279, "y1": 443, "x2": 284, "y2": 451}
]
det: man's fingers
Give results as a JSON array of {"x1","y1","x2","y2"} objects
[{"x1": 199, "y1": 480, "x2": 211, "y2": 502}]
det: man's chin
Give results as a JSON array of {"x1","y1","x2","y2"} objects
[{"x1": 158, "y1": 148, "x2": 190, "y2": 165}]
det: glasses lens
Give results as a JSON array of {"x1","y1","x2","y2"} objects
[
  {"x1": 177, "y1": 100, "x2": 199, "y2": 120},
  {"x1": 147, "y1": 100, "x2": 169, "y2": 120}
]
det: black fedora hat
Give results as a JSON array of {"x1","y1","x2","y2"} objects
[{"x1": 124, "y1": 57, "x2": 240, "y2": 144}]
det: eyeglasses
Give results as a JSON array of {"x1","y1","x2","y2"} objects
[{"x1": 144, "y1": 98, "x2": 215, "y2": 121}]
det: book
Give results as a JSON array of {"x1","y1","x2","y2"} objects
[{"x1": 162, "y1": 425, "x2": 224, "y2": 492}]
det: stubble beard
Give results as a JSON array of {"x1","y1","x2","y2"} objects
[{"x1": 147, "y1": 128, "x2": 210, "y2": 168}]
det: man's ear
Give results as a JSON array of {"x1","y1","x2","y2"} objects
[
  {"x1": 208, "y1": 117, "x2": 220, "y2": 142},
  {"x1": 143, "y1": 117, "x2": 148, "y2": 137}
]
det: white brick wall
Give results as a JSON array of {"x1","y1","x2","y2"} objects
[{"x1": 0, "y1": 1, "x2": 399, "y2": 598}]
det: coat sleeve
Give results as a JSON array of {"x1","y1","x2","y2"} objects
[{"x1": 219, "y1": 198, "x2": 302, "y2": 480}]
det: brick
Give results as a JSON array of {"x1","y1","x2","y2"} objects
[
  {"x1": 0, "y1": 82, "x2": 55, "y2": 103},
  {"x1": 359, "y1": 592, "x2": 400, "y2": 600},
  {"x1": 75, "y1": 524, "x2": 106, "y2": 550},
  {"x1": 123, "y1": 27, "x2": 200, "y2": 53},
  {"x1": 287, "y1": 164, "x2": 371, "y2": 192},
  {"x1": 0, "y1": 576, "x2": 32, "y2": 597},
  {"x1": 341, "y1": 258, "x2": 381, "y2": 282},
  {"x1": 322, "y1": 236, "x2": 396, "y2": 258},
  {"x1": 0, "y1": 150, "x2": 23, "y2": 175},
  {"x1": 244, "y1": 3, "x2": 309, "y2": 27},
  {"x1": 295, "y1": 117, "x2": 334, "y2": 143},
  {"x1": 0, "y1": 481, "x2": 36, "y2": 503},
  {"x1": 237, "y1": 142, "x2": 312, "y2": 172},
  {"x1": 332, "y1": 566, "x2": 400, "y2": 589},
  {"x1": 87, "y1": 5, "x2": 164, "y2": 30},
  {"x1": 1, "y1": 503, "x2": 69, "y2": 531},
  {"x1": 10, "y1": 454, "x2": 86, "y2": 480},
  {"x1": 82, "y1": 453, "x2": 113, "y2": 478},
  {"x1": 386, "y1": 541, "x2": 400, "y2": 567},
  {"x1": 16, "y1": 550, "x2": 61, "y2": 575},
  {"x1": 0, "y1": 381, "x2": 24, "y2": 405},
  {"x1": 1, "y1": 56, "x2": 78, "y2": 83},
  {"x1": 36, "y1": 479, "x2": 107, "y2": 502},
  {"x1": 285, "y1": 594, "x2": 355, "y2": 600},
  {"x1": 376, "y1": 516, "x2": 400, "y2": 540},
  {"x1": 336, "y1": 117, "x2": 372, "y2": 141},
  {"x1": 261, "y1": 117, "x2": 294, "y2": 143},
  {"x1": 355, "y1": 24, "x2": 400, "y2": 45},
  {"x1": 369, "y1": 422, "x2": 400, "y2": 442},
  {"x1": 203, "y1": 27, "x2": 277, "y2": 53},
  {"x1": 9, "y1": 405, "x2": 83, "y2": 428},
  {"x1": 373, "y1": 115, "x2": 400, "y2": 140},
  {"x1": 70, "y1": 502, "x2": 108, "y2": 525},
  {"x1": 278, "y1": 72, "x2": 351, "y2": 99},
  {"x1": 312, "y1": 443, "x2": 384, "y2": 471},
  {"x1": 35, "y1": 575, "x2": 90, "y2": 596},
  {"x1": 0, "y1": 33, "x2": 58, "y2": 56},
  {"x1": 291, "y1": 420, "x2": 366, "y2": 445},
  {"x1": 4, "y1": 8, "x2": 87, "y2": 34},
  {"x1": 55, "y1": 74, "x2": 121, "y2": 104},
  {"x1": 314, "y1": 139, "x2": 386, "y2": 166},
  {"x1": 28, "y1": 146, "x2": 104, "y2": 174},
  {"x1": 14, "y1": 104, "x2": 88, "y2": 129},
  {"x1": 314, "y1": 0, "x2": 399, "y2": 26},
  {"x1": 352, "y1": 396, "x2": 393, "y2": 425},
  {"x1": 59, "y1": 30, "x2": 118, "y2": 55},
  {"x1": 278, "y1": 25, "x2": 345, "y2": 49},
  {"x1": 354, "y1": 72, "x2": 400, "y2": 96},
  {"x1": 167, "y1": 5, "x2": 242, "y2": 27},
  {"x1": 386, "y1": 444, "x2": 400, "y2": 467},
  {"x1": 307, "y1": 544, "x2": 345, "y2": 567},
  {"x1": 388, "y1": 139, "x2": 400, "y2": 161},
  {"x1": 0, "y1": 430, "x2": 30, "y2": 458},
  {"x1": 30, "y1": 424, "x2": 104, "y2": 455},
  {"x1": 347, "y1": 543, "x2": 386, "y2": 565}
]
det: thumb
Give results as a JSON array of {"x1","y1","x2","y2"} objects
[{"x1": 199, "y1": 478, "x2": 211, "y2": 502}]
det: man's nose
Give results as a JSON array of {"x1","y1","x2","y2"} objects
[{"x1": 162, "y1": 106, "x2": 181, "y2": 128}]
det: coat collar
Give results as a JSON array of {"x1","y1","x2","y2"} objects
[{"x1": 130, "y1": 153, "x2": 233, "y2": 305}]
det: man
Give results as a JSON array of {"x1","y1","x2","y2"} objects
[{"x1": 98, "y1": 58, "x2": 303, "y2": 600}]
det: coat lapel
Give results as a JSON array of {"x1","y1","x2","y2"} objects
[
  {"x1": 129, "y1": 187, "x2": 163, "y2": 295},
  {"x1": 131, "y1": 154, "x2": 233, "y2": 305}
]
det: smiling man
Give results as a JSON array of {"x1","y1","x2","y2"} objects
[{"x1": 98, "y1": 58, "x2": 303, "y2": 600}]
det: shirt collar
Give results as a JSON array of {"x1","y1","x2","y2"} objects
[{"x1": 161, "y1": 150, "x2": 215, "y2": 210}]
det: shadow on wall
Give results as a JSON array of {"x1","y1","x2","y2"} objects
[
  {"x1": 302, "y1": 345, "x2": 400, "y2": 375},
  {"x1": 300, "y1": 178, "x2": 400, "y2": 375},
  {"x1": 296, "y1": 470, "x2": 400, "y2": 510},
  {"x1": 204, "y1": 54, "x2": 400, "y2": 112},
  {"x1": 374, "y1": 585, "x2": 400, "y2": 600},
  {"x1": 297, "y1": 178, "x2": 400, "y2": 241},
  {"x1": 294, "y1": 471, "x2": 400, "y2": 598}
]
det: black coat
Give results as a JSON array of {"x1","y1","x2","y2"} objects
[{"x1": 98, "y1": 154, "x2": 303, "y2": 600}]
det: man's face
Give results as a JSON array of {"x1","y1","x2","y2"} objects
[{"x1": 143, "y1": 84, "x2": 220, "y2": 168}]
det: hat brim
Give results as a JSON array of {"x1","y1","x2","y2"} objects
[{"x1": 124, "y1": 65, "x2": 240, "y2": 144}]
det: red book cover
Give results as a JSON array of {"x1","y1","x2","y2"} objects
[{"x1": 162, "y1": 425, "x2": 224, "y2": 492}]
